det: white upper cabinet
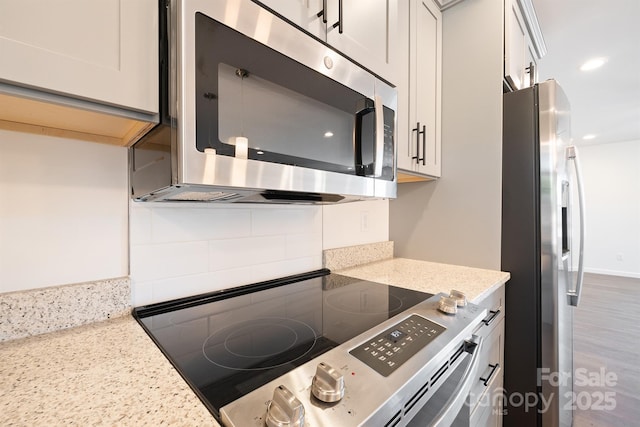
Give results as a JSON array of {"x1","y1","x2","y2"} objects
[
  {"x1": 397, "y1": 0, "x2": 442, "y2": 179},
  {"x1": 504, "y1": 0, "x2": 546, "y2": 91},
  {"x1": 257, "y1": 0, "x2": 327, "y2": 40},
  {"x1": 0, "y1": 0, "x2": 158, "y2": 146},
  {"x1": 258, "y1": 0, "x2": 398, "y2": 84},
  {"x1": 325, "y1": 0, "x2": 398, "y2": 84}
]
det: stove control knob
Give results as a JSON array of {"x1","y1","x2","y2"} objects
[
  {"x1": 266, "y1": 385, "x2": 305, "y2": 427},
  {"x1": 449, "y1": 289, "x2": 468, "y2": 307},
  {"x1": 312, "y1": 362, "x2": 345, "y2": 403},
  {"x1": 438, "y1": 296, "x2": 458, "y2": 314}
]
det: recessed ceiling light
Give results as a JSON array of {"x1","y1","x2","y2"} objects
[
  {"x1": 324, "y1": 131, "x2": 334, "y2": 138},
  {"x1": 580, "y1": 57, "x2": 607, "y2": 71},
  {"x1": 582, "y1": 134, "x2": 596, "y2": 140}
]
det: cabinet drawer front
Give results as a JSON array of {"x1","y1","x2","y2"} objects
[
  {"x1": 468, "y1": 318, "x2": 504, "y2": 412},
  {"x1": 474, "y1": 285, "x2": 505, "y2": 338},
  {"x1": 470, "y1": 371, "x2": 504, "y2": 427}
]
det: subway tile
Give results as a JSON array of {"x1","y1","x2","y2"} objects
[
  {"x1": 135, "y1": 256, "x2": 323, "y2": 305},
  {"x1": 251, "y1": 206, "x2": 322, "y2": 236},
  {"x1": 208, "y1": 235, "x2": 286, "y2": 271},
  {"x1": 150, "y1": 269, "x2": 254, "y2": 304},
  {"x1": 285, "y1": 233, "x2": 322, "y2": 258},
  {"x1": 129, "y1": 203, "x2": 152, "y2": 245},
  {"x1": 130, "y1": 241, "x2": 209, "y2": 283},
  {"x1": 131, "y1": 279, "x2": 154, "y2": 307},
  {"x1": 150, "y1": 206, "x2": 251, "y2": 243},
  {"x1": 248, "y1": 256, "x2": 323, "y2": 283}
]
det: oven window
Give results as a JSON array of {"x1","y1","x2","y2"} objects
[{"x1": 195, "y1": 12, "x2": 386, "y2": 177}]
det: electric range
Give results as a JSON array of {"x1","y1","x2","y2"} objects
[{"x1": 134, "y1": 269, "x2": 486, "y2": 426}]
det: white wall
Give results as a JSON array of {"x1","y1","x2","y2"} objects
[
  {"x1": 322, "y1": 199, "x2": 389, "y2": 249},
  {"x1": 389, "y1": 0, "x2": 504, "y2": 270},
  {"x1": 0, "y1": 129, "x2": 128, "y2": 293},
  {"x1": 578, "y1": 140, "x2": 640, "y2": 277}
]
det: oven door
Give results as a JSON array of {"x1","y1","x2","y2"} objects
[
  {"x1": 175, "y1": 0, "x2": 396, "y2": 200},
  {"x1": 406, "y1": 335, "x2": 485, "y2": 427}
]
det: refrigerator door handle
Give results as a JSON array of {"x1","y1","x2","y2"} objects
[{"x1": 566, "y1": 145, "x2": 586, "y2": 306}]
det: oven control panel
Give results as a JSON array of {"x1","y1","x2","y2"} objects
[{"x1": 349, "y1": 314, "x2": 446, "y2": 376}]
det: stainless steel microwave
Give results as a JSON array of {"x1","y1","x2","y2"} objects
[{"x1": 130, "y1": 0, "x2": 397, "y2": 203}]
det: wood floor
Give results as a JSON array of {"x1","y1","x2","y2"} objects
[{"x1": 572, "y1": 273, "x2": 640, "y2": 427}]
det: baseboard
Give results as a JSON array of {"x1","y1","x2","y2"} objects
[{"x1": 584, "y1": 268, "x2": 640, "y2": 279}]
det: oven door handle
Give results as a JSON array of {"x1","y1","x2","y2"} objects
[{"x1": 429, "y1": 335, "x2": 483, "y2": 427}]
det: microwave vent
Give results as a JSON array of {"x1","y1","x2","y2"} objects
[{"x1": 164, "y1": 191, "x2": 241, "y2": 202}]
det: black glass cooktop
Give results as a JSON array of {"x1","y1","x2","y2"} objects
[{"x1": 133, "y1": 269, "x2": 432, "y2": 421}]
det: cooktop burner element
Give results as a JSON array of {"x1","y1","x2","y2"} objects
[
  {"x1": 133, "y1": 269, "x2": 433, "y2": 421},
  {"x1": 202, "y1": 317, "x2": 318, "y2": 371}
]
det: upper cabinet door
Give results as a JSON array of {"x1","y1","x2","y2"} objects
[
  {"x1": 0, "y1": 0, "x2": 158, "y2": 114},
  {"x1": 504, "y1": 0, "x2": 528, "y2": 90},
  {"x1": 257, "y1": 0, "x2": 326, "y2": 40},
  {"x1": 504, "y1": 0, "x2": 545, "y2": 91},
  {"x1": 326, "y1": 0, "x2": 398, "y2": 84},
  {"x1": 412, "y1": 0, "x2": 442, "y2": 177},
  {"x1": 255, "y1": 0, "x2": 398, "y2": 84},
  {"x1": 396, "y1": 0, "x2": 441, "y2": 179}
]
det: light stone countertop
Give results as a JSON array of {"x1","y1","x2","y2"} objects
[
  {"x1": 0, "y1": 255, "x2": 508, "y2": 426},
  {"x1": 336, "y1": 258, "x2": 510, "y2": 303},
  {"x1": 0, "y1": 315, "x2": 219, "y2": 427}
]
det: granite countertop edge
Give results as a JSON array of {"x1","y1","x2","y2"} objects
[{"x1": 335, "y1": 257, "x2": 510, "y2": 303}]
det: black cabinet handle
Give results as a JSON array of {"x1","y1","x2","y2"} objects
[
  {"x1": 412, "y1": 123, "x2": 425, "y2": 165},
  {"x1": 480, "y1": 363, "x2": 500, "y2": 387},
  {"x1": 317, "y1": 0, "x2": 327, "y2": 23},
  {"x1": 526, "y1": 61, "x2": 536, "y2": 87},
  {"x1": 332, "y1": 0, "x2": 343, "y2": 33},
  {"x1": 411, "y1": 122, "x2": 420, "y2": 163},
  {"x1": 482, "y1": 309, "x2": 501, "y2": 326},
  {"x1": 419, "y1": 124, "x2": 426, "y2": 165}
]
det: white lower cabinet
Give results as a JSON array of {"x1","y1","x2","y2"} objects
[
  {"x1": 0, "y1": 0, "x2": 158, "y2": 146},
  {"x1": 397, "y1": 0, "x2": 442, "y2": 181},
  {"x1": 468, "y1": 285, "x2": 505, "y2": 426}
]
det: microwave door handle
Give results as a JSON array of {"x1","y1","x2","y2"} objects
[
  {"x1": 567, "y1": 145, "x2": 586, "y2": 307},
  {"x1": 373, "y1": 95, "x2": 384, "y2": 177},
  {"x1": 354, "y1": 105, "x2": 375, "y2": 176}
]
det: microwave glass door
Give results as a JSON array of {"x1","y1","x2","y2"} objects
[{"x1": 194, "y1": 12, "x2": 393, "y2": 180}]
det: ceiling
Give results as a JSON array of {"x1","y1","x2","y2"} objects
[{"x1": 530, "y1": 0, "x2": 640, "y2": 146}]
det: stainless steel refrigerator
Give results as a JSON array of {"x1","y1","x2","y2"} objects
[{"x1": 502, "y1": 80, "x2": 586, "y2": 427}]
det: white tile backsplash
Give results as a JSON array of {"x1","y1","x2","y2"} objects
[
  {"x1": 208, "y1": 235, "x2": 287, "y2": 270},
  {"x1": 130, "y1": 203, "x2": 323, "y2": 306},
  {"x1": 252, "y1": 207, "x2": 322, "y2": 235},
  {"x1": 130, "y1": 240, "x2": 210, "y2": 282},
  {"x1": 150, "y1": 206, "x2": 252, "y2": 243}
]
